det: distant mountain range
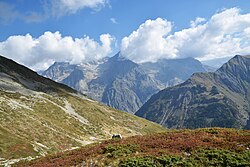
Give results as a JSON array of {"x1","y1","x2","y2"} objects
[
  {"x1": 136, "y1": 55, "x2": 250, "y2": 129},
  {"x1": 43, "y1": 53, "x2": 207, "y2": 113},
  {"x1": 0, "y1": 55, "x2": 165, "y2": 163}
]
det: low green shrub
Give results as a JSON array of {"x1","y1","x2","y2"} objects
[
  {"x1": 103, "y1": 144, "x2": 139, "y2": 158},
  {"x1": 119, "y1": 149, "x2": 250, "y2": 167}
]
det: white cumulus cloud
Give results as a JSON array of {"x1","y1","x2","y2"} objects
[
  {"x1": 121, "y1": 18, "x2": 173, "y2": 63},
  {"x1": 121, "y1": 8, "x2": 250, "y2": 63},
  {"x1": 0, "y1": 32, "x2": 114, "y2": 71}
]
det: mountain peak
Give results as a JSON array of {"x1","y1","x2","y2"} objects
[
  {"x1": 110, "y1": 52, "x2": 131, "y2": 62},
  {"x1": 216, "y1": 54, "x2": 250, "y2": 75}
]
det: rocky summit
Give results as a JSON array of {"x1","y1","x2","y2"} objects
[{"x1": 136, "y1": 55, "x2": 250, "y2": 129}]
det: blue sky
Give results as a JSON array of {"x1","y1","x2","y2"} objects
[
  {"x1": 1, "y1": 0, "x2": 250, "y2": 41},
  {"x1": 1, "y1": 0, "x2": 250, "y2": 70}
]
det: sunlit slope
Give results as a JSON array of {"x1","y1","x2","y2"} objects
[{"x1": 0, "y1": 55, "x2": 166, "y2": 161}]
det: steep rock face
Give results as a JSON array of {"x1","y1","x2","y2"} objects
[
  {"x1": 62, "y1": 68, "x2": 85, "y2": 90},
  {"x1": 136, "y1": 55, "x2": 250, "y2": 129},
  {"x1": 43, "y1": 53, "x2": 206, "y2": 113},
  {"x1": 88, "y1": 54, "x2": 160, "y2": 113},
  {"x1": 43, "y1": 60, "x2": 101, "y2": 95}
]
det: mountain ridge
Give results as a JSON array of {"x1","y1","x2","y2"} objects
[
  {"x1": 136, "y1": 55, "x2": 250, "y2": 129},
  {"x1": 0, "y1": 55, "x2": 76, "y2": 93}
]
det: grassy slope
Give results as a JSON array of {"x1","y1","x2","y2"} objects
[
  {"x1": 17, "y1": 128, "x2": 250, "y2": 167},
  {"x1": 0, "y1": 90, "x2": 165, "y2": 161},
  {"x1": 0, "y1": 55, "x2": 166, "y2": 165}
]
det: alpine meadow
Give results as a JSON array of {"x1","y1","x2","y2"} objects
[{"x1": 1, "y1": 0, "x2": 250, "y2": 166}]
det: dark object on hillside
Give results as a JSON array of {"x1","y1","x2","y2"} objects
[{"x1": 112, "y1": 134, "x2": 122, "y2": 139}]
